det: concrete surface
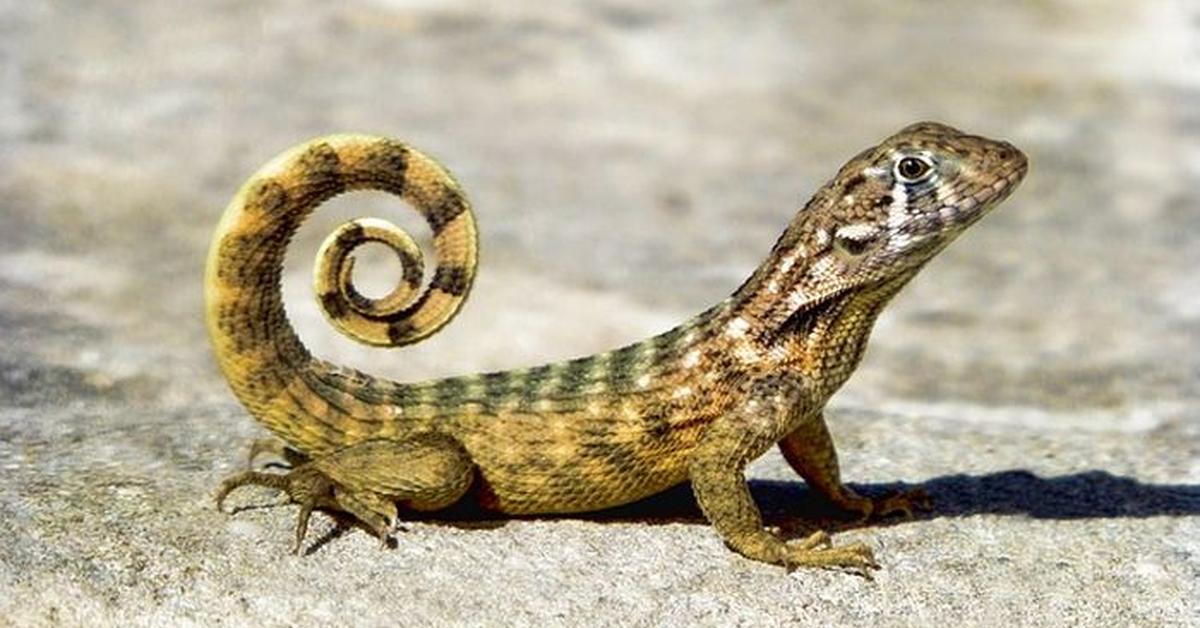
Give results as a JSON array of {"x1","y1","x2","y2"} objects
[{"x1": 1, "y1": 1, "x2": 1198, "y2": 626}]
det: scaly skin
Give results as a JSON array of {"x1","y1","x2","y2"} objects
[{"x1": 208, "y1": 123, "x2": 1027, "y2": 574}]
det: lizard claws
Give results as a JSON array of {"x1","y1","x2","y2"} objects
[
  {"x1": 783, "y1": 537, "x2": 879, "y2": 578},
  {"x1": 873, "y1": 487, "x2": 933, "y2": 519},
  {"x1": 845, "y1": 487, "x2": 933, "y2": 524},
  {"x1": 214, "y1": 470, "x2": 289, "y2": 513}
]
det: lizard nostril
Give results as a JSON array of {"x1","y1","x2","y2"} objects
[{"x1": 997, "y1": 148, "x2": 1011, "y2": 160}]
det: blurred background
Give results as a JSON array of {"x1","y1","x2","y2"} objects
[{"x1": 1, "y1": 1, "x2": 1197, "y2": 625}]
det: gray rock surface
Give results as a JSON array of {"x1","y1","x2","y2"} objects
[{"x1": 1, "y1": 1, "x2": 1198, "y2": 626}]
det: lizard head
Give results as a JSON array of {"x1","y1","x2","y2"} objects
[
  {"x1": 824, "y1": 121, "x2": 1026, "y2": 274},
  {"x1": 775, "y1": 122, "x2": 1028, "y2": 306}
]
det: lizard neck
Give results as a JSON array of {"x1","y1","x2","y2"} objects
[
  {"x1": 784, "y1": 272, "x2": 914, "y2": 396},
  {"x1": 715, "y1": 207, "x2": 918, "y2": 396}
]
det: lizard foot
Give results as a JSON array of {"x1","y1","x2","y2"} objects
[
  {"x1": 866, "y1": 487, "x2": 932, "y2": 520},
  {"x1": 736, "y1": 530, "x2": 878, "y2": 577},
  {"x1": 784, "y1": 535, "x2": 879, "y2": 578},
  {"x1": 215, "y1": 465, "x2": 398, "y2": 553},
  {"x1": 833, "y1": 487, "x2": 932, "y2": 523}
]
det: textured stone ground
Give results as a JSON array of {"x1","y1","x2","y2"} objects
[{"x1": 1, "y1": 1, "x2": 1198, "y2": 626}]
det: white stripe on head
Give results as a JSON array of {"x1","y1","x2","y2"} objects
[
  {"x1": 886, "y1": 182, "x2": 909, "y2": 232},
  {"x1": 834, "y1": 223, "x2": 878, "y2": 241}
]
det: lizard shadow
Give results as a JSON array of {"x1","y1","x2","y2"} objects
[
  {"x1": 413, "y1": 469, "x2": 1200, "y2": 537},
  {"x1": 261, "y1": 469, "x2": 1199, "y2": 553}
]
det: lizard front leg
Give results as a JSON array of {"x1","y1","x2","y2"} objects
[
  {"x1": 688, "y1": 375, "x2": 877, "y2": 574},
  {"x1": 778, "y1": 414, "x2": 931, "y2": 521}
]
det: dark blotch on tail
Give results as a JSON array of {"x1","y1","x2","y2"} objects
[
  {"x1": 320, "y1": 291, "x2": 348, "y2": 319},
  {"x1": 295, "y1": 143, "x2": 346, "y2": 199},
  {"x1": 387, "y1": 320, "x2": 419, "y2": 344},
  {"x1": 401, "y1": 253, "x2": 424, "y2": 287},
  {"x1": 358, "y1": 140, "x2": 410, "y2": 188},
  {"x1": 337, "y1": 221, "x2": 366, "y2": 244},
  {"x1": 246, "y1": 179, "x2": 289, "y2": 216},
  {"x1": 430, "y1": 266, "x2": 471, "y2": 296},
  {"x1": 426, "y1": 182, "x2": 468, "y2": 235}
]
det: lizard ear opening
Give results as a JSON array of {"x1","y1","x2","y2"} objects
[{"x1": 832, "y1": 224, "x2": 879, "y2": 258}]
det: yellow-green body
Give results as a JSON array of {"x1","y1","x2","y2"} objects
[{"x1": 209, "y1": 124, "x2": 1027, "y2": 572}]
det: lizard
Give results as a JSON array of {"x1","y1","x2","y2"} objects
[{"x1": 207, "y1": 121, "x2": 1027, "y2": 574}]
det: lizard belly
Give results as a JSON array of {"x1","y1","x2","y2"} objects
[{"x1": 451, "y1": 410, "x2": 704, "y2": 514}]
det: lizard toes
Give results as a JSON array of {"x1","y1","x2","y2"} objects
[
  {"x1": 783, "y1": 539, "x2": 880, "y2": 577},
  {"x1": 872, "y1": 487, "x2": 932, "y2": 519}
]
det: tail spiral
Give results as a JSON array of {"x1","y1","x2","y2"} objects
[{"x1": 204, "y1": 135, "x2": 478, "y2": 437}]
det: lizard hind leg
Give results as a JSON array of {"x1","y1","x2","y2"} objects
[
  {"x1": 217, "y1": 433, "x2": 475, "y2": 552},
  {"x1": 314, "y1": 433, "x2": 475, "y2": 547}
]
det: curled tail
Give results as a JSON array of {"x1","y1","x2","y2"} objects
[{"x1": 205, "y1": 135, "x2": 478, "y2": 450}]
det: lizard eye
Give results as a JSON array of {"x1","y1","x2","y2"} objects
[{"x1": 895, "y1": 156, "x2": 934, "y2": 183}]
